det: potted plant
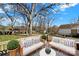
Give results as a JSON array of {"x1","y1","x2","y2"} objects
[
  {"x1": 40, "y1": 34, "x2": 47, "y2": 42},
  {"x1": 7, "y1": 40, "x2": 19, "y2": 56},
  {"x1": 45, "y1": 48, "x2": 51, "y2": 54},
  {"x1": 47, "y1": 36, "x2": 52, "y2": 42}
]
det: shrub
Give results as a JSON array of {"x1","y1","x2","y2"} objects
[
  {"x1": 7, "y1": 40, "x2": 19, "y2": 50},
  {"x1": 41, "y1": 34, "x2": 47, "y2": 40}
]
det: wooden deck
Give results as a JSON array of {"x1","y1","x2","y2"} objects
[
  {"x1": 0, "y1": 36, "x2": 77, "y2": 56},
  {"x1": 30, "y1": 47, "x2": 70, "y2": 56}
]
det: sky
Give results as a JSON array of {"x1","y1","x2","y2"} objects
[
  {"x1": 52, "y1": 3, "x2": 79, "y2": 26},
  {"x1": 0, "y1": 3, "x2": 79, "y2": 26}
]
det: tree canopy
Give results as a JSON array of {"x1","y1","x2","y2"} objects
[{"x1": 0, "y1": 3, "x2": 70, "y2": 35}]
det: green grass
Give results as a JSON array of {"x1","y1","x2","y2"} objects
[{"x1": 0, "y1": 35, "x2": 19, "y2": 42}]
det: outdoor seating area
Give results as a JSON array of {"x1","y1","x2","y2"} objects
[
  {"x1": 0, "y1": 3, "x2": 79, "y2": 57},
  {"x1": 0, "y1": 35, "x2": 78, "y2": 56},
  {"x1": 18, "y1": 36, "x2": 79, "y2": 56}
]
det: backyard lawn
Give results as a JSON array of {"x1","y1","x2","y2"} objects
[
  {"x1": 0, "y1": 35, "x2": 19, "y2": 42},
  {"x1": 0, "y1": 34, "x2": 40, "y2": 42}
]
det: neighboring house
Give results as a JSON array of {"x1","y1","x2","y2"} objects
[
  {"x1": 48, "y1": 26, "x2": 59, "y2": 35},
  {"x1": 0, "y1": 26, "x2": 12, "y2": 35},
  {"x1": 0, "y1": 26, "x2": 27, "y2": 35},
  {"x1": 0, "y1": 27, "x2": 3, "y2": 31},
  {"x1": 58, "y1": 24, "x2": 79, "y2": 36},
  {"x1": 13, "y1": 26, "x2": 27, "y2": 34}
]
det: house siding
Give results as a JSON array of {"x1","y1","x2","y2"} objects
[
  {"x1": 58, "y1": 24, "x2": 79, "y2": 36},
  {"x1": 77, "y1": 29, "x2": 79, "y2": 33},
  {"x1": 58, "y1": 29, "x2": 71, "y2": 35},
  {"x1": 71, "y1": 26, "x2": 79, "y2": 34}
]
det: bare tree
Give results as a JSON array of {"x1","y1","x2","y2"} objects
[
  {"x1": 15, "y1": 3, "x2": 60, "y2": 35},
  {"x1": 0, "y1": 3, "x2": 70, "y2": 35},
  {"x1": 0, "y1": 16, "x2": 3, "y2": 25},
  {"x1": 0, "y1": 4, "x2": 16, "y2": 30},
  {"x1": 75, "y1": 16, "x2": 79, "y2": 24},
  {"x1": 45, "y1": 17, "x2": 55, "y2": 33}
]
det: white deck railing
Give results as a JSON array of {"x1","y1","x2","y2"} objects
[
  {"x1": 19, "y1": 35, "x2": 41, "y2": 48},
  {"x1": 0, "y1": 35, "x2": 41, "y2": 51},
  {"x1": 0, "y1": 41, "x2": 9, "y2": 51},
  {"x1": 52, "y1": 37, "x2": 75, "y2": 47}
]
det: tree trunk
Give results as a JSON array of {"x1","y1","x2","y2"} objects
[
  {"x1": 28, "y1": 15, "x2": 32, "y2": 36},
  {"x1": 29, "y1": 22, "x2": 32, "y2": 36},
  {"x1": 28, "y1": 3, "x2": 35, "y2": 36}
]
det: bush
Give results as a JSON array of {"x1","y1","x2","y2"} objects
[
  {"x1": 41, "y1": 34, "x2": 47, "y2": 40},
  {"x1": 40, "y1": 34, "x2": 47, "y2": 42},
  {"x1": 7, "y1": 40, "x2": 19, "y2": 50}
]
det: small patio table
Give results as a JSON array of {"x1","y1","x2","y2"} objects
[{"x1": 39, "y1": 48, "x2": 56, "y2": 56}]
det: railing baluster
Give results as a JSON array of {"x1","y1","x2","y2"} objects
[
  {"x1": 52, "y1": 37, "x2": 75, "y2": 48},
  {"x1": 1, "y1": 45, "x2": 3, "y2": 51},
  {"x1": 0, "y1": 41, "x2": 8, "y2": 51},
  {"x1": 3, "y1": 44, "x2": 5, "y2": 50},
  {"x1": 0, "y1": 45, "x2": 1, "y2": 51}
]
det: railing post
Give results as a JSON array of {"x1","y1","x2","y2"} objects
[
  {"x1": 1, "y1": 44, "x2": 3, "y2": 51},
  {"x1": 3, "y1": 44, "x2": 7, "y2": 50},
  {"x1": 0, "y1": 45, "x2": 1, "y2": 51},
  {"x1": 2, "y1": 44, "x2": 5, "y2": 51},
  {"x1": 0, "y1": 41, "x2": 8, "y2": 51},
  {"x1": 76, "y1": 42, "x2": 79, "y2": 56}
]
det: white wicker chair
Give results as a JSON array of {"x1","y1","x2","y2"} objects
[{"x1": 50, "y1": 37, "x2": 76, "y2": 55}]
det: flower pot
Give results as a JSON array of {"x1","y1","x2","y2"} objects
[
  {"x1": 19, "y1": 46, "x2": 23, "y2": 56},
  {"x1": 7, "y1": 40, "x2": 19, "y2": 56},
  {"x1": 9, "y1": 48, "x2": 18, "y2": 56},
  {"x1": 40, "y1": 39, "x2": 45, "y2": 42},
  {"x1": 48, "y1": 36, "x2": 52, "y2": 42}
]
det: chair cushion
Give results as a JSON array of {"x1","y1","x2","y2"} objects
[
  {"x1": 23, "y1": 42, "x2": 44, "y2": 55},
  {"x1": 49, "y1": 42, "x2": 76, "y2": 55}
]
